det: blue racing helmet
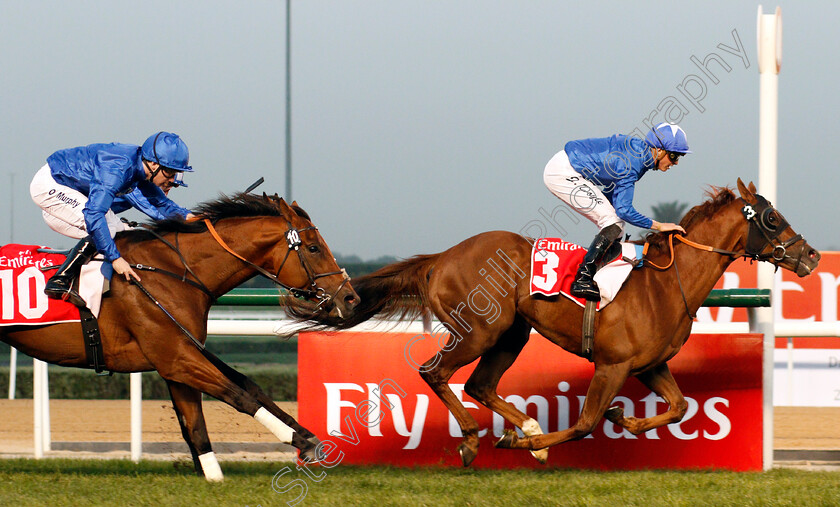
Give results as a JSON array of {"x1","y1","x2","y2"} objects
[
  {"x1": 141, "y1": 131, "x2": 194, "y2": 172},
  {"x1": 645, "y1": 123, "x2": 692, "y2": 154}
]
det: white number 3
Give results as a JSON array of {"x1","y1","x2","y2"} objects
[{"x1": 533, "y1": 251, "x2": 560, "y2": 291}]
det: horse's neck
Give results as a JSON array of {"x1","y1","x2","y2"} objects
[
  {"x1": 184, "y1": 220, "x2": 271, "y2": 295},
  {"x1": 672, "y1": 211, "x2": 745, "y2": 309}
]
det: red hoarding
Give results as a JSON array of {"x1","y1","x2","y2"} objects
[
  {"x1": 299, "y1": 332, "x2": 763, "y2": 470},
  {"x1": 699, "y1": 251, "x2": 840, "y2": 326}
]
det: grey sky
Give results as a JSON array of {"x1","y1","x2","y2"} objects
[{"x1": 2, "y1": 1, "x2": 837, "y2": 260}]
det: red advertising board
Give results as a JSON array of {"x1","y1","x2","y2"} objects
[
  {"x1": 299, "y1": 332, "x2": 763, "y2": 470},
  {"x1": 700, "y1": 251, "x2": 840, "y2": 328}
]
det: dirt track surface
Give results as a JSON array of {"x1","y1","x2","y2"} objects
[
  {"x1": 0, "y1": 401, "x2": 837, "y2": 456},
  {"x1": 0, "y1": 399, "x2": 296, "y2": 457}
]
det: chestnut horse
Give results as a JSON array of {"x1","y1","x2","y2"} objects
[
  {"x1": 290, "y1": 179, "x2": 819, "y2": 466},
  {"x1": 1, "y1": 193, "x2": 358, "y2": 481}
]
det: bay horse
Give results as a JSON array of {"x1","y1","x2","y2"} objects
[
  {"x1": 1, "y1": 193, "x2": 359, "y2": 481},
  {"x1": 289, "y1": 179, "x2": 819, "y2": 466}
]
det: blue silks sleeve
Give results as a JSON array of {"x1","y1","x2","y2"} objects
[
  {"x1": 136, "y1": 182, "x2": 191, "y2": 219},
  {"x1": 609, "y1": 181, "x2": 654, "y2": 229},
  {"x1": 118, "y1": 189, "x2": 167, "y2": 220},
  {"x1": 83, "y1": 184, "x2": 121, "y2": 261}
]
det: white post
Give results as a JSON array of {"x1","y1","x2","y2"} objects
[
  {"x1": 756, "y1": 4, "x2": 782, "y2": 472},
  {"x1": 8, "y1": 347, "x2": 17, "y2": 399},
  {"x1": 130, "y1": 372, "x2": 142, "y2": 462},
  {"x1": 33, "y1": 359, "x2": 43, "y2": 459},
  {"x1": 786, "y1": 337, "x2": 794, "y2": 406},
  {"x1": 42, "y1": 363, "x2": 50, "y2": 452}
]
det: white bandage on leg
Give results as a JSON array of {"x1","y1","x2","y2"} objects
[
  {"x1": 521, "y1": 418, "x2": 549, "y2": 463},
  {"x1": 198, "y1": 451, "x2": 224, "y2": 482},
  {"x1": 521, "y1": 418, "x2": 543, "y2": 436},
  {"x1": 254, "y1": 407, "x2": 295, "y2": 443}
]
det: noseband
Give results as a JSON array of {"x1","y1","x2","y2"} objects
[
  {"x1": 740, "y1": 195, "x2": 805, "y2": 269},
  {"x1": 204, "y1": 219, "x2": 350, "y2": 311}
]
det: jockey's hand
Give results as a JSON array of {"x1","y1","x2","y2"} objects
[
  {"x1": 652, "y1": 221, "x2": 686, "y2": 234},
  {"x1": 112, "y1": 257, "x2": 141, "y2": 282}
]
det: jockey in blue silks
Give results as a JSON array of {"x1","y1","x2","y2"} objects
[
  {"x1": 543, "y1": 122, "x2": 691, "y2": 301},
  {"x1": 29, "y1": 132, "x2": 195, "y2": 306}
]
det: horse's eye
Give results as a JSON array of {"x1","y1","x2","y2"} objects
[{"x1": 308, "y1": 245, "x2": 320, "y2": 254}]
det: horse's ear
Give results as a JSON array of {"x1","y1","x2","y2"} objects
[
  {"x1": 291, "y1": 200, "x2": 299, "y2": 207},
  {"x1": 274, "y1": 195, "x2": 295, "y2": 215},
  {"x1": 736, "y1": 178, "x2": 757, "y2": 203}
]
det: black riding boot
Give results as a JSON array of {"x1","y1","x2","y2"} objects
[
  {"x1": 44, "y1": 237, "x2": 97, "y2": 307},
  {"x1": 570, "y1": 225, "x2": 622, "y2": 301}
]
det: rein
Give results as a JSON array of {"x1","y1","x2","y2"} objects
[
  {"x1": 202, "y1": 218, "x2": 349, "y2": 307},
  {"x1": 642, "y1": 235, "x2": 700, "y2": 319},
  {"x1": 642, "y1": 234, "x2": 741, "y2": 271}
]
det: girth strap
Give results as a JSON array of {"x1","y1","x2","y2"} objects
[
  {"x1": 78, "y1": 306, "x2": 107, "y2": 374},
  {"x1": 581, "y1": 300, "x2": 596, "y2": 362}
]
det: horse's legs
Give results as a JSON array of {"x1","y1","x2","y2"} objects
[
  {"x1": 147, "y1": 343, "x2": 312, "y2": 460},
  {"x1": 418, "y1": 318, "x2": 507, "y2": 467},
  {"x1": 462, "y1": 317, "x2": 549, "y2": 462},
  {"x1": 198, "y1": 348, "x2": 323, "y2": 461},
  {"x1": 496, "y1": 361, "x2": 631, "y2": 450},
  {"x1": 166, "y1": 380, "x2": 223, "y2": 482},
  {"x1": 603, "y1": 362, "x2": 688, "y2": 434}
]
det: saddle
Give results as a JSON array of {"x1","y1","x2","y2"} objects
[
  {"x1": 46, "y1": 255, "x2": 109, "y2": 374},
  {"x1": 0, "y1": 244, "x2": 109, "y2": 373},
  {"x1": 528, "y1": 238, "x2": 644, "y2": 361},
  {"x1": 38, "y1": 256, "x2": 114, "y2": 375}
]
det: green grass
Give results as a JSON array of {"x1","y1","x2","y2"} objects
[{"x1": 0, "y1": 459, "x2": 838, "y2": 506}]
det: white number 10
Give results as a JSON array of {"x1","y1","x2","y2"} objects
[{"x1": 0, "y1": 267, "x2": 49, "y2": 320}]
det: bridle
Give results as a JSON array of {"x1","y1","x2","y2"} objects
[
  {"x1": 203, "y1": 218, "x2": 350, "y2": 311},
  {"x1": 643, "y1": 195, "x2": 808, "y2": 318},
  {"x1": 740, "y1": 195, "x2": 806, "y2": 269}
]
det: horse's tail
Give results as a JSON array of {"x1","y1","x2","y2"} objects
[{"x1": 284, "y1": 253, "x2": 438, "y2": 332}]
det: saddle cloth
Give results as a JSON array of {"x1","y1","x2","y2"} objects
[
  {"x1": 529, "y1": 238, "x2": 643, "y2": 310},
  {"x1": 0, "y1": 244, "x2": 109, "y2": 326}
]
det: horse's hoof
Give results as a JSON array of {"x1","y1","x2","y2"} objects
[
  {"x1": 604, "y1": 406, "x2": 624, "y2": 423},
  {"x1": 297, "y1": 435, "x2": 325, "y2": 463},
  {"x1": 529, "y1": 448, "x2": 548, "y2": 464},
  {"x1": 495, "y1": 429, "x2": 518, "y2": 449},
  {"x1": 458, "y1": 442, "x2": 478, "y2": 467}
]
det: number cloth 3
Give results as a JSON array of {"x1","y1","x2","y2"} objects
[{"x1": 529, "y1": 238, "x2": 643, "y2": 309}]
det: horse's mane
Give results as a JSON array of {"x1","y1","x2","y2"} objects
[
  {"x1": 118, "y1": 192, "x2": 310, "y2": 243},
  {"x1": 642, "y1": 186, "x2": 737, "y2": 250}
]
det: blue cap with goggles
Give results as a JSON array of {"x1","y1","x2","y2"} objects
[
  {"x1": 141, "y1": 131, "x2": 193, "y2": 172},
  {"x1": 645, "y1": 123, "x2": 692, "y2": 154}
]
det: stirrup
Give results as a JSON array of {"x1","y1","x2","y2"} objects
[{"x1": 45, "y1": 285, "x2": 87, "y2": 307}]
